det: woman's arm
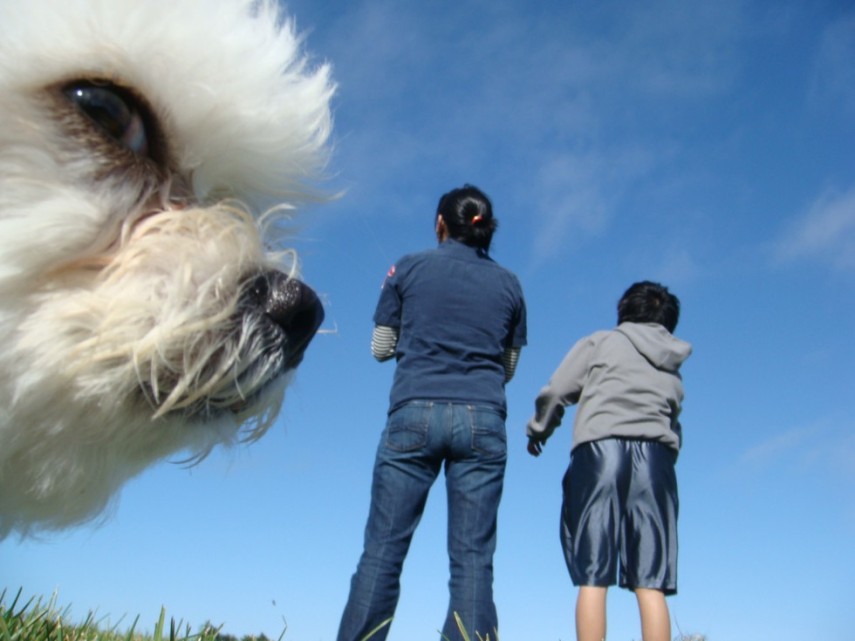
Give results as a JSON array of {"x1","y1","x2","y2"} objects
[
  {"x1": 502, "y1": 346, "x2": 521, "y2": 383},
  {"x1": 371, "y1": 324, "x2": 399, "y2": 362}
]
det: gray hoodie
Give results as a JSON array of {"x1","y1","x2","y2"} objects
[{"x1": 527, "y1": 322, "x2": 692, "y2": 452}]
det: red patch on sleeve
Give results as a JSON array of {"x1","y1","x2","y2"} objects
[{"x1": 381, "y1": 264, "x2": 396, "y2": 288}]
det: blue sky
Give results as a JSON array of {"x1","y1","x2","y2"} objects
[{"x1": 4, "y1": 1, "x2": 854, "y2": 639}]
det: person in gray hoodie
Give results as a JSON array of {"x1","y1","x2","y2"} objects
[{"x1": 527, "y1": 281, "x2": 691, "y2": 641}]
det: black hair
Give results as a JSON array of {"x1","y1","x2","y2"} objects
[
  {"x1": 617, "y1": 281, "x2": 681, "y2": 333},
  {"x1": 436, "y1": 184, "x2": 497, "y2": 251}
]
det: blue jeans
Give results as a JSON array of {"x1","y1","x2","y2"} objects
[{"x1": 337, "y1": 401, "x2": 507, "y2": 641}]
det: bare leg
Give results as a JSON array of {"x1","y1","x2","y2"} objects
[
  {"x1": 575, "y1": 586, "x2": 607, "y2": 641},
  {"x1": 634, "y1": 588, "x2": 670, "y2": 641}
]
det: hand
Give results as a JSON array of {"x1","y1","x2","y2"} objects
[{"x1": 527, "y1": 437, "x2": 544, "y2": 457}]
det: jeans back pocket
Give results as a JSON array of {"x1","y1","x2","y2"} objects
[
  {"x1": 385, "y1": 401, "x2": 432, "y2": 452},
  {"x1": 468, "y1": 406, "x2": 507, "y2": 457}
]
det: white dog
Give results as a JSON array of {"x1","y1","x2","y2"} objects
[{"x1": 0, "y1": 0, "x2": 334, "y2": 537}]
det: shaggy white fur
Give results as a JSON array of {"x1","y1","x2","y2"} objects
[{"x1": 0, "y1": 0, "x2": 335, "y2": 537}]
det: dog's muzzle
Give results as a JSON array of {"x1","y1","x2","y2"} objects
[{"x1": 243, "y1": 270, "x2": 325, "y2": 370}]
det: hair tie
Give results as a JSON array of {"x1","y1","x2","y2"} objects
[{"x1": 470, "y1": 214, "x2": 484, "y2": 226}]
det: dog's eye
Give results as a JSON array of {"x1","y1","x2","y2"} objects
[{"x1": 63, "y1": 81, "x2": 151, "y2": 157}]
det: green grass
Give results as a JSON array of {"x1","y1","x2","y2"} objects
[
  {"x1": 2, "y1": 589, "x2": 703, "y2": 641},
  {"x1": 0, "y1": 586, "x2": 506, "y2": 641},
  {"x1": 0, "y1": 590, "x2": 497, "y2": 641},
  {"x1": 0, "y1": 588, "x2": 264, "y2": 641}
]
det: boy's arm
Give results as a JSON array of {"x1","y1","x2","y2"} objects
[{"x1": 526, "y1": 336, "x2": 594, "y2": 447}]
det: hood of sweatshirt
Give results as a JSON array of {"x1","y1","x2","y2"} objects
[{"x1": 615, "y1": 322, "x2": 692, "y2": 372}]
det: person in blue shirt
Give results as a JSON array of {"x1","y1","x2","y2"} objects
[{"x1": 337, "y1": 185, "x2": 527, "y2": 641}]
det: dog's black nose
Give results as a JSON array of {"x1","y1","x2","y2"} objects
[{"x1": 245, "y1": 271, "x2": 325, "y2": 368}]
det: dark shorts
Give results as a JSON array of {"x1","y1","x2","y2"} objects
[{"x1": 561, "y1": 438, "x2": 679, "y2": 594}]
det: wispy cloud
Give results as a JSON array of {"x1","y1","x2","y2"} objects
[
  {"x1": 738, "y1": 418, "x2": 855, "y2": 481},
  {"x1": 647, "y1": 245, "x2": 702, "y2": 285},
  {"x1": 809, "y1": 13, "x2": 855, "y2": 115},
  {"x1": 739, "y1": 425, "x2": 814, "y2": 466},
  {"x1": 530, "y1": 152, "x2": 613, "y2": 259},
  {"x1": 774, "y1": 185, "x2": 855, "y2": 271},
  {"x1": 308, "y1": 0, "x2": 754, "y2": 268},
  {"x1": 530, "y1": 145, "x2": 661, "y2": 261},
  {"x1": 592, "y1": 0, "x2": 746, "y2": 99}
]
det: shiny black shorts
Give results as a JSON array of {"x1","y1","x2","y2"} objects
[{"x1": 561, "y1": 438, "x2": 679, "y2": 594}]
